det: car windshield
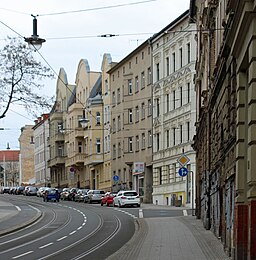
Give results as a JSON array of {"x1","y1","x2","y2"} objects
[
  {"x1": 48, "y1": 189, "x2": 56, "y2": 194},
  {"x1": 123, "y1": 192, "x2": 138, "y2": 196}
]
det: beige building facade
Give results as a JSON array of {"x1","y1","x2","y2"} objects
[
  {"x1": 108, "y1": 42, "x2": 153, "y2": 202},
  {"x1": 19, "y1": 125, "x2": 35, "y2": 184}
]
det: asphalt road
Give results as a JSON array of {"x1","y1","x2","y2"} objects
[{"x1": 0, "y1": 195, "x2": 136, "y2": 260}]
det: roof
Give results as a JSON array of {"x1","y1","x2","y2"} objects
[{"x1": 0, "y1": 150, "x2": 20, "y2": 162}]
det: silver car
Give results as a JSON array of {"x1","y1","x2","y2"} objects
[{"x1": 87, "y1": 190, "x2": 105, "y2": 204}]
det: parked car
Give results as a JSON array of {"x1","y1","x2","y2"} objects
[
  {"x1": 37, "y1": 187, "x2": 47, "y2": 197},
  {"x1": 1, "y1": 186, "x2": 10, "y2": 194},
  {"x1": 9, "y1": 186, "x2": 17, "y2": 194},
  {"x1": 60, "y1": 188, "x2": 70, "y2": 200},
  {"x1": 43, "y1": 188, "x2": 60, "y2": 202},
  {"x1": 113, "y1": 190, "x2": 140, "y2": 208},
  {"x1": 87, "y1": 190, "x2": 105, "y2": 204},
  {"x1": 74, "y1": 189, "x2": 89, "y2": 202},
  {"x1": 26, "y1": 186, "x2": 38, "y2": 196},
  {"x1": 68, "y1": 188, "x2": 78, "y2": 201},
  {"x1": 15, "y1": 186, "x2": 25, "y2": 195},
  {"x1": 101, "y1": 192, "x2": 117, "y2": 206}
]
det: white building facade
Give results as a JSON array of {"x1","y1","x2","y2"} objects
[{"x1": 151, "y1": 10, "x2": 197, "y2": 207}]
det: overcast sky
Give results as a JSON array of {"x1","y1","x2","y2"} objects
[{"x1": 0, "y1": 0, "x2": 190, "y2": 150}]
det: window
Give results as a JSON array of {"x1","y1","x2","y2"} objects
[
  {"x1": 128, "y1": 109, "x2": 133, "y2": 123},
  {"x1": 187, "y1": 121, "x2": 190, "y2": 141},
  {"x1": 135, "y1": 76, "x2": 139, "y2": 92},
  {"x1": 112, "y1": 118, "x2": 116, "y2": 132},
  {"x1": 148, "y1": 99, "x2": 152, "y2": 116},
  {"x1": 128, "y1": 79, "x2": 132, "y2": 95},
  {"x1": 113, "y1": 144, "x2": 116, "y2": 158},
  {"x1": 156, "y1": 133, "x2": 160, "y2": 151},
  {"x1": 128, "y1": 137, "x2": 133, "y2": 152},
  {"x1": 166, "y1": 94, "x2": 169, "y2": 113},
  {"x1": 142, "y1": 51, "x2": 144, "y2": 59},
  {"x1": 117, "y1": 115, "x2": 121, "y2": 131},
  {"x1": 96, "y1": 138, "x2": 101, "y2": 154},
  {"x1": 141, "y1": 103, "x2": 145, "y2": 119},
  {"x1": 187, "y1": 83, "x2": 190, "y2": 103},
  {"x1": 172, "y1": 128, "x2": 176, "y2": 146},
  {"x1": 129, "y1": 62, "x2": 131, "y2": 69},
  {"x1": 159, "y1": 167, "x2": 162, "y2": 185},
  {"x1": 173, "y1": 90, "x2": 176, "y2": 110},
  {"x1": 156, "y1": 63, "x2": 160, "y2": 81},
  {"x1": 180, "y1": 124, "x2": 183, "y2": 144},
  {"x1": 78, "y1": 141, "x2": 82, "y2": 153},
  {"x1": 147, "y1": 67, "x2": 152, "y2": 84},
  {"x1": 105, "y1": 79, "x2": 108, "y2": 95},
  {"x1": 118, "y1": 142, "x2": 121, "y2": 157},
  {"x1": 123, "y1": 66, "x2": 125, "y2": 74},
  {"x1": 180, "y1": 87, "x2": 183, "y2": 107},
  {"x1": 156, "y1": 98, "x2": 160, "y2": 117},
  {"x1": 148, "y1": 130, "x2": 152, "y2": 147},
  {"x1": 166, "y1": 57, "x2": 169, "y2": 76},
  {"x1": 112, "y1": 91, "x2": 116, "y2": 105},
  {"x1": 142, "y1": 133, "x2": 145, "y2": 149},
  {"x1": 141, "y1": 71, "x2": 145, "y2": 89},
  {"x1": 117, "y1": 88, "x2": 121, "y2": 103},
  {"x1": 187, "y1": 43, "x2": 191, "y2": 63},
  {"x1": 104, "y1": 107, "x2": 107, "y2": 124},
  {"x1": 172, "y1": 52, "x2": 176, "y2": 72},
  {"x1": 112, "y1": 74, "x2": 114, "y2": 81},
  {"x1": 166, "y1": 130, "x2": 169, "y2": 148},
  {"x1": 96, "y1": 112, "x2": 100, "y2": 125},
  {"x1": 135, "y1": 106, "x2": 139, "y2": 122},
  {"x1": 136, "y1": 136, "x2": 139, "y2": 151},
  {"x1": 179, "y1": 48, "x2": 183, "y2": 68}
]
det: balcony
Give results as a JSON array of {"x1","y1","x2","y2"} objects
[
  {"x1": 84, "y1": 153, "x2": 103, "y2": 166},
  {"x1": 65, "y1": 153, "x2": 86, "y2": 167},
  {"x1": 48, "y1": 156, "x2": 65, "y2": 167}
]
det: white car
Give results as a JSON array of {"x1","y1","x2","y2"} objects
[{"x1": 113, "y1": 190, "x2": 140, "y2": 208}]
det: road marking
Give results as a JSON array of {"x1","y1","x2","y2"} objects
[
  {"x1": 12, "y1": 251, "x2": 33, "y2": 259},
  {"x1": 139, "y1": 209, "x2": 143, "y2": 218},
  {"x1": 183, "y1": 210, "x2": 188, "y2": 216},
  {"x1": 69, "y1": 231, "x2": 76, "y2": 235},
  {"x1": 77, "y1": 226, "x2": 82, "y2": 230},
  {"x1": 15, "y1": 206, "x2": 21, "y2": 211},
  {"x1": 57, "y1": 236, "x2": 67, "y2": 241},
  {"x1": 39, "y1": 242, "x2": 53, "y2": 249}
]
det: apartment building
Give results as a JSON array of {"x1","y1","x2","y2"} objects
[
  {"x1": 108, "y1": 41, "x2": 153, "y2": 203},
  {"x1": 33, "y1": 114, "x2": 50, "y2": 187},
  {"x1": 19, "y1": 125, "x2": 35, "y2": 184},
  {"x1": 191, "y1": 0, "x2": 256, "y2": 258},
  {"x1": 150, "y1": 10, "x2": 197, "y2": 207},
  {"x1": 65, "y1": 59, "x2": 100, "y2": 188},
  {"x1": 48, "y1": 68, "x2": 75, "y2": 188}
]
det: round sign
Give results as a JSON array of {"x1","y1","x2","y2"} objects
[
  {"x1": 70, "y1": 167, "x2": 75, "y2": 173},
  {"x1": 113, "y1": 175, "x2": 119, "y2": 181},
  {"x1": 178, "y1": 167, "x2": 188, "y2": 177}
]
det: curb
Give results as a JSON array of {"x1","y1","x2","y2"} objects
[{"x1": 0, "y1": 211, "x2": 43, "y2": 236}]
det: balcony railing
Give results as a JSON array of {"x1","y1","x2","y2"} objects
[{"x1": 65, "y1": 153, "x2": 86, "y2": 166}]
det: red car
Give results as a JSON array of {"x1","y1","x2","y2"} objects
[{"x1": 101, "y1": 192, "x2": 117, "y2": 206}]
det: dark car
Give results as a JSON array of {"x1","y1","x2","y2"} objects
[
  {"x1": 26, "y1": 186, "x2": 38, "y2": 196},
  {"x1": 1, "y1": 187, "x2": 10, "y2": 194},
  {"x1": 101, "y1": 192, "x2": 117, "y2": 206},
  {"x1": 43, "y1": 188, "x2": 60, "y2": 202},
  {"x1": 16, "y1": 186, "x2": 25, "y2": 195}
]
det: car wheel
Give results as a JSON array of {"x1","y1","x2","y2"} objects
[
  {"x1": 89, "y1": 200, "x2": 92, "y2": 204},
  {"x1": 137, "y1": 204, "x2": 140, "y2": 207},
  {"x1": 101, "y1": 202, "x2": 103, "y2": 206},
  {"x1": 106, "y1": 202, "x2": 109, "y2": 207},
  {"x1": 118, "y1": 202, "x2": 122, "y2": 208}
]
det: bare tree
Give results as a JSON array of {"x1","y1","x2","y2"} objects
[{"x1": 0, "y1": 37, "x2": 55, "y2": 119}]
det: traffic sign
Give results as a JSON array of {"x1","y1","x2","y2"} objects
[
  {"x1": 113, "y1": 175, "x2": 119, "y2": 181},
  {"x1": 177, "y1": 154, "x2": 190, "y2": 167},
  {"x1": 178, "y1": 167, "x2": 188, "y2": 177}
]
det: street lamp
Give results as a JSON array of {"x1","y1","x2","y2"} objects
[{"x1": 24, "y1": 15, "x2": 45, "y2": 51}]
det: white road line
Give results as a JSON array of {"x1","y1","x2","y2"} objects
[
  {"x1": 15, "y1": 206, "x2": 21, "y2": 211},
  {"x1": 39, "y1": 242, "x2": 53, "y2": 249},
  {"x1": 69, "y1": 231, "x2": 76, "y2": 235},
  {"x1": 82, "y1": 223, "x2": 86, "y2": 226},
  {"x1": 139, "y1": 209, "x2": 143, "y2": 218},
  {"x1": 183, "y1": 209, "x2": 188, "y2": 216},
  {"x1": 57, "y1": 236, "x2": 67, "y2": 241},
  {"x1": 12, "y1": 251, "x2": 33, "y2": 259},
  {"x1": 77, "y1": 226, "x2": 82, "y2": 230}
]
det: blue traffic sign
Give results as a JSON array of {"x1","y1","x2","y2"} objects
[
  {"x1": 113, "y1": 175, "x2": 119, "y2": 181},
  {"x1": 178, "y1": 167, "x2": 188, "y2": 177}
]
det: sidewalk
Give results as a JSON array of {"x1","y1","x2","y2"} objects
[{"x1": 108, "y1": 204, "x2": 230, "y2": 260}]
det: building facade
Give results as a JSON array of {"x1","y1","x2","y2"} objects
[
  {"x1": 19, "y1": 125, "x2": 35, "y2": 184},
  {"x1": 191, "y1": 0, "x2": 256, "y2": 259},
  {"x1": 33, "y1": 114, "x2": 50, "y2": 187},
  {"x1": 108, "y1": 41, "x2": 153, "y2": 202},
  {"x1": 0, "y1": 150, "x2": 20, "y2": 187},
  {"x1": 151, "y1": 10, "x2": 197, "y2": 207}
]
